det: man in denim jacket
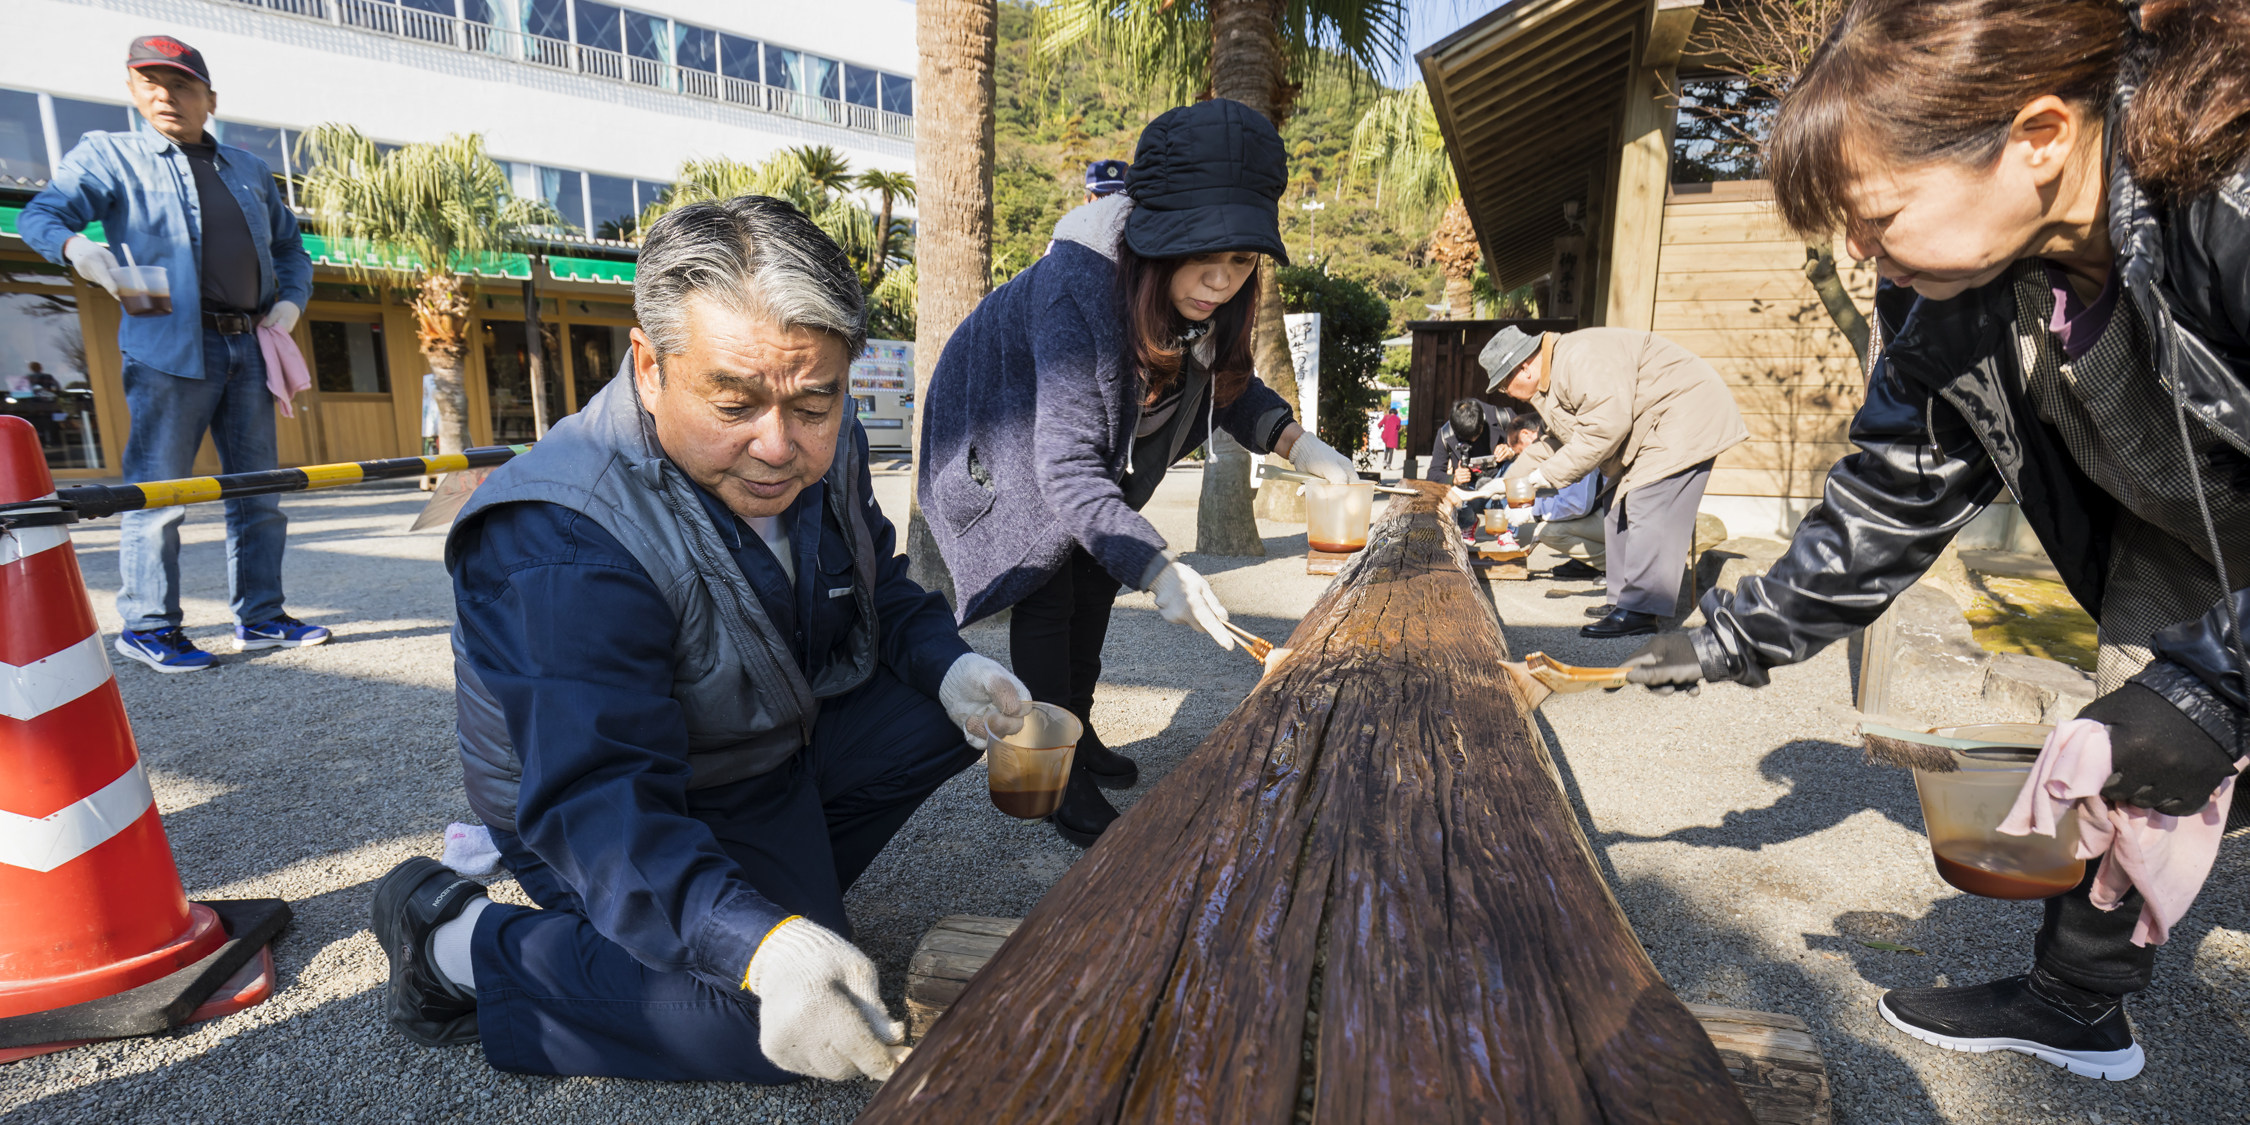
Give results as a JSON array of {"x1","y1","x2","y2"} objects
[{"x1": 19, "y1": 35, "x2": 324, "y2": 672}]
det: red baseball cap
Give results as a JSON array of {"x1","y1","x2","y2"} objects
[{"x1": 127, "y1": 35, "x2": 212, "y2": 87}]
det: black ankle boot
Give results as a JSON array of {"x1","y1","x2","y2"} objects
[
  {"x1": 1049, "y1": 764, "x2": 1120, "y2": 848},
  {"x1": 1072, "y1": 722, "x2": 1138, "y2": 789}
]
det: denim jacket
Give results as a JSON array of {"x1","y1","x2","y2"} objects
[{"x1": 19, "y1": 130, "x2": 312, "y2": 381}]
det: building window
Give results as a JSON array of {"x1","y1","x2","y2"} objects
[
  {"x1": 764, "y1": 45, "x2": 802, "y2": 91},
  {"x1": 524, "y1": 0, "x2": 568, "y2": 41},
  {"x1": 0, "y1": 89, "x2": 45, "y2": 182},
  {"x1": 216, "y1": 121, "x2": 286, "y2": 175},
  {"x1": 720, "y1": 34, "x2": 761, "y2": 83},
  {"x1": 569, "y1": 323, "x2": 633, "y2": 408},
  {"x1": 510, "y1": 162, "x2": 586, "y2": 232},
  {"x1": 575, "y1": 0, "x2": 623, "y2": 50},
  {"x1": 635, "y1": 179, "x2": 670, "y2": 215},
  {"x1": 51, "y1": 96, "x2": 135, "y2": 159},
  {"x1": 0, "y1": 290, "x2": 103, "y2": 471},
  {"x1": 1672, "y1": 77, "x2": 1775, "y2": 184},
  {"x1": 587, "y1": 173, "x2": 636, "y2": 239},
  {"x1": 481, "y1": 319, "x2": 562, "y2": 443},
  {"x1": 675, "y1": 23, "x2": 716, "y2": 72},
  {"x1": 844, "y1": 65, "x2": 880, "y2": 109},
  {"x1": 307, "y1": 319, "x2": 391, "y2": 394},
  {"x1": 880, "y1": 73, "x2": 913, "y2": 117}
]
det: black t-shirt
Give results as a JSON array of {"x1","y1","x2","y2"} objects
[{"x1": 179, "y1": 136, "x2": 261, "y2": 313}]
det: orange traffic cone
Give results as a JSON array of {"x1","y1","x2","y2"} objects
[{"x1": 0, "y1": 416, "x2": 289, "y2": 1062}]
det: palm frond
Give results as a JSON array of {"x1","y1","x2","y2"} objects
[
  {"x1": 1348, "y1": 81, "x2": 1454, "y2": 220},
  {"x1": 294, "y1": 125, "x2": 559, "y2": 283}
]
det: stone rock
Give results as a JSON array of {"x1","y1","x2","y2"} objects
[
  {"x1": 1983, "y1": 651, "x2": 2098, "y2": 724},
  {"x1": 1885, "y1": 583, "x2": 1991, "y2": 693},
  {"x1": 1693, "y1": 513, "x2": 1729, "y2": 558},
  {"x1": 1697, "y1": 536, "x2": 1790, "y2": 597}
]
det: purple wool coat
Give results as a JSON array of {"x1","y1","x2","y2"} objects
[{"x1": 918, "y1": 195, "x2": 1294, "y2": 624}]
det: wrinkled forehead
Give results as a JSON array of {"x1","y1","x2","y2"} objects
[{"x1": 671, "y1": 296, "x2": 849, "y2": 394}]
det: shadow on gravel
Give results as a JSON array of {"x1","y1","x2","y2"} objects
[{"x1": 1592, "y1": 738, "x2": 1926, "y2": 852}]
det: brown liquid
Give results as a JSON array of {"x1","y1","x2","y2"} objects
[
  {"x1": 120, "y1": 292, "x2": 173, "y2": 317},
  {"x1": 1932, "y1": 845, "x2": 2085, "y2": 900},
  {"x1": 1309, "y1": 539, "x2": 1366, "y2": 554},
  {"x1": 991, "y1": 787, "x2": 1065, "y2": 819},
  {"x1": 1507, "y1": 499, "x2": 1534, "y2": 508}
]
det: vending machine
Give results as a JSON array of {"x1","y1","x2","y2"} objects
[{"x1": 851, "y1": 339, "x2": 915, "y2": 455}]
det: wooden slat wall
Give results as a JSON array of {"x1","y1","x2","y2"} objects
[{"x1": 1653, "y1": 191, "x2": 1875, "y2": 500}]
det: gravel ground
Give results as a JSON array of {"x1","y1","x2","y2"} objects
[{"x1": 3, "y1": 467, "x2": 2243, "y2": 1124}]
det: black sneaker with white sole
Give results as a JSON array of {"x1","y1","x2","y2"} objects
[
  {"x1": 371, "y1": 857, "x2": 484, "y2": 1047},
  {"x1": 1878, "y1": 968, "x2": 2144, "y2": 1080}
]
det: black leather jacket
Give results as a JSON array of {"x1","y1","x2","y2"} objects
[{"x1": 1693, "y1": 127, "x2": 2250, "y2": 750}]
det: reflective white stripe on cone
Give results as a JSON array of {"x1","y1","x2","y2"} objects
[
  {"x1": 0, "y1": 763, "x2": 156, "y2": 873},
  {"x1": 0, "y1": 632, "x2": 115, "y2": 721}
]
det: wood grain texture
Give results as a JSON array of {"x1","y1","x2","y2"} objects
[
  {"x1": 859, "y1": 484, "x2": 1755, "y2": 1125},
  {"x1": 898, "y1": 929, "x2": 1832, "y2": 1125}
]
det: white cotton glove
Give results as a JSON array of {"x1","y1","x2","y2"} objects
[
  {"x1": 938, "y1": 652, "x2": 1031, "y2": 750},
  {"x1": 1147, "y1": 557, "x2": 1234, "y2": 650},
  {"x1": 63, "y1": 235, "x2": 119, "y2": 297},
  {"x1": 1506, "y1": 504, "x2": 1540, "y2": 527},
  {"x1": 744, "y1": 916, "x2": 910, "y2": 1081},
  {"x1": 1525, "y1": 468, "x2": 1553, "y2": 492},
  {"x1": 1286, "y1": 432, "x2": 1359, "y2": 485},
  {"x1": 260, "y1": 300, "x2": 300, "y2": 335}
]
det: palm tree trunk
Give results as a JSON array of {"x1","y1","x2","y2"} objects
[
  {"x1": 1200, "y1": 0, "x2": 1288, "y2": 554},
  {"x1": 906, "y1": 0, "x2": 998, "y2": 605},
  {"x1": 1249, "y1": 260, "x2": 1305, "y2": 523},
  {"x1": 1430, "y1": 196, "x2": 1481, "y2": 320},
  {"x1": 411, "y1": 272, "x2": 474, "y2": 456},
  {"x1": 523, "y1": 258, "x2": 550, "y2": 438},
  {"x1": 1443, "y1": 272, "x2": 1476, "y2": 322},
  {"x1": 872, "y1": 190, "x2": 894, "y2": 287}
]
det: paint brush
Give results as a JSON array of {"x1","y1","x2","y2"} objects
[{"x1": 1220, "y1": 620, "x2": 1274, "y2": 662}]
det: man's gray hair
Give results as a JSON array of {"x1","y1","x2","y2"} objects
[{"x1": 634, "y1": 196, "x2": 867, "y2": 368}]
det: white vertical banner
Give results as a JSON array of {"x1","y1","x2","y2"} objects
[{"x1": 1284, "y1": 312, "x2": 1321, "y2": 447}]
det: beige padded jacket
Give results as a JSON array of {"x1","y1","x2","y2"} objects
[{"x1": 1505, "y1": 327, "x2": 1747, "y2": 499}]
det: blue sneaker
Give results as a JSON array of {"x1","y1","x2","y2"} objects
[
  {"x1": 235, "y1": 614, "x2": 333, "y2": 651},
  {"x1": 115, "y1": 628, "x2": 218, "y2": 674}
]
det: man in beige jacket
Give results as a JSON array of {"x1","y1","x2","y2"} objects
[{"x1": 1470, "y1": 325, "x2": 1747, "y2": 638}]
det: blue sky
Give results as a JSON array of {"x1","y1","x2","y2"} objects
[{"x1": 1387, "y1": 0, "x2": 1509, "y2": 84}]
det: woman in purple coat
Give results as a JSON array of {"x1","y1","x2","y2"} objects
[{"x1": 919, "y1": 99, "x2": 1358, "y2": 846}]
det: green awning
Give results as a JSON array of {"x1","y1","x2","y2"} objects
[
  {"x1": 3, "y1": 205, "x2": 634, "y2": 284},
  {"x1": 546, "y1": 255, "x2": 636, "y2": 285},
  {"x1": 1, "y1": 205, "x2": 106, "y2": 245}
]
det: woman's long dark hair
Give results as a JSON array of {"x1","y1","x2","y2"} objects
[
  {"x1": 1116, "y1": 243, "x2": 1261, "y2": 408},
  {"x1": 1767, "y1": 0, "x2": 2250, "y2": 237}
]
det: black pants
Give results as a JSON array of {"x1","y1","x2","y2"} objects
[
  {"x1": 2037, "y1": 860, "x2": 2165, "y2": 995},
  {"x1": 1009, "y1": 545, "x2": 1121, "y2": 733}
]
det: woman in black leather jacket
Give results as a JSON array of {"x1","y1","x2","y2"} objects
[{"x1": 1623, "y1": 0, "x2": 2250, "y2": 1081}]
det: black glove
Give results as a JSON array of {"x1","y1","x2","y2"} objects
[
  {"x1": 2079, "y1": 682, "x2": 2239, "y2": 816},
  {"x1": 1622, "y1": 633, "x2": 1703, "y2": 696}
]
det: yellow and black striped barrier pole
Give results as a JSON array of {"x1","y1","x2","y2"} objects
[{"x1": 1, "y1": 445, "x2": 530, "y2": 527}]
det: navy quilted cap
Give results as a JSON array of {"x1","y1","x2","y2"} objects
[{"x1": 1123, "y1": 99, "x2": 1290, "y2": 265}]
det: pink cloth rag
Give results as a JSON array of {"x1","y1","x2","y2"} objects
[
  {"x1": 256, "y1": 325, "x2": 311, "y2": 418},
  {"x1": 1999, "y1": 717, "x2": 2244, "y2": 946}
]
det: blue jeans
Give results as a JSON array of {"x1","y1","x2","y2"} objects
[
  {"x1": 470, "y1": 667, "x2": 979, "y2": 1081},
  {"x1": 116, "y1": 330, "x2": 287, "y2": 631}
]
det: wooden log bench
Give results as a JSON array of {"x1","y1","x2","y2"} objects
[
  {"x1": 858, "y1": 483, "x2": 1772, "y2": 1124},
  {"x1": 904, "y1": 916, "x2": 1831, "y2": 1125}
]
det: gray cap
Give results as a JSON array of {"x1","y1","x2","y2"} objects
[{"x1": 1480, "y1": 326, "x2": 1541, "y2": 392}]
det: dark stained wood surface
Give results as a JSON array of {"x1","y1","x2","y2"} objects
[
  {"x1": 899, "y1": 922, "x2": 1831, "y2": 1125},
  {"x1": 858, "y1": 484, "x2": 1754, "y2": 1125}
]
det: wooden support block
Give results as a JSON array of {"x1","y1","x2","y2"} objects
[
  {"x1": 902, "y1": 922, "x2": 1830, "y2": 1125},
  {"x1": 1473, "y1": 545, "x2": 1530, "y2": 580},
  {"x1": 1305, "y1": 547, "x2": 1354, "y2": 575}
]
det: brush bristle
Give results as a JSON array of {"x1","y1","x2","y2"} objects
[{"x1": 1862, "y1": 731, "x2": 1960, "y2": 772}]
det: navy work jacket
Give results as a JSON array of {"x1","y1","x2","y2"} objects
[{"x1": 449, "y1": 456, "x2": 968, "y2": 988}]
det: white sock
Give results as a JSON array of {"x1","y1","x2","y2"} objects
[{"x1": 429, "y1": 895, "x2": 491, "y2": 991}]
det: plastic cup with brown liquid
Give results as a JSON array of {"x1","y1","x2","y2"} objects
[
  {"x1": 986, "y1": 702, "x2": 1082, "y2": 822},
  {"x1": 1912, "y1": 730, "x2": 2085, "y2": 899},
  {"x1": 114, "y1": 265, "x2": 173, "y2": 318},
  {"x1": 1305, "y1": 480, "x2": 1376, "y2": 555},
  {"x1": 1504, "y1": 476, "x2": 1538, "y2": 510}
]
